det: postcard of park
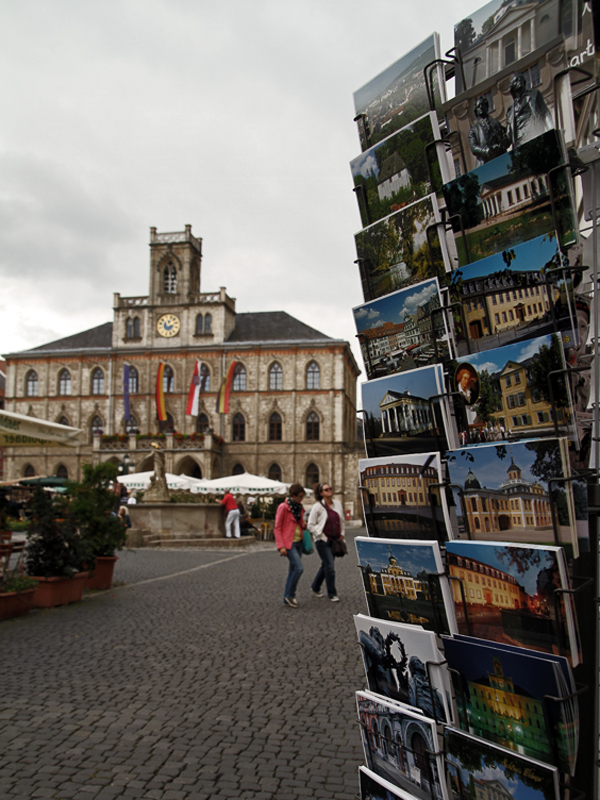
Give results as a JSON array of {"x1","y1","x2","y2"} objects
[
  {"x1": 355, "y1": 537, "x2": 457, "y2": 635},
  {"x1": 355, "y1": 194, "x2": 450, "y2": 303},
  {"x1": 356, "y1": 690, "x2": 447, "y2": 800},
  {"x1": 353, "y1": 33, "x2": 444, "y2": 151},
  {"x1": 445, "y1": 540, "x2": 580, "y2": 666},
  {"x1": 445, "y1": 728, "x2": 560, "y2": 800}
]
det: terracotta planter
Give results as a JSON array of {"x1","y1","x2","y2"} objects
[
  {"x1": 84, "y1": 556, "x2": 118, "y2": 590},
  {"x1": 0, "y1": 588, "x2": 37, "y2": 621},
  {"x1": 30, "y1": 572, "x2": 88, "y2": 608}
]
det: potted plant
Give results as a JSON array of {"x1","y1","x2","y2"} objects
[
  {"x1": 0, "y1": 539, "x2": 38, "y2": 621},
  {"x1": 26, "y1": 487, "x2": 91, "y2": 608},
  {"x1": 67, "y1": 462, "x2": 128, "y2": 590}
]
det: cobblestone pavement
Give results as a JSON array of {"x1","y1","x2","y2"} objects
[{"x1": 0, "y1": 529, "x2": 368, "y2": 800}]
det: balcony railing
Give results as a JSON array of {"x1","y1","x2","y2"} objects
[{"x1": 95, "y1": 432, "x2": 220, "y2": 452}]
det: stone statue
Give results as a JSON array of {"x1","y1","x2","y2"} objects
[
  {"x1": 143, "y1": 442, "x2": 170, "y2": 502},
  {"x1": 506, "y1": 72, "x2": 552, "y2": 148},
  {"x1": 467, "y1": 96, "x2": 509, "y2": 165}
]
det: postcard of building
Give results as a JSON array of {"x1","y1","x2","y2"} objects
[
  {"x1": 353, "y1": 34, "x2": 445, "y2": 152},
  {"x1": 355, "y1": 538, "x2": 457, "y2": 635},
  {"x1": 451, "y1": 333, "x2": 577, "y2": 448},
  {"x1": 449, "y1": 234, "x2": 577, "y2": 356},
  {"x1": 358, "y1": 452, "x2": 451, "y2": 541},
  {"x1": 446, "y1": 38, "x2": 574, "y2": 177},
  {"x1": 359, "y1": 766, "x2": 425, "y2": 800},
  {"x1": 361, "y1": 365, "x2": 457, "y2": 459},
  {"x1": 354, "y1": 614, "x2": 453, "y2": 723},
  {"x1": 441, "y1": 635, "x2": 578, "y2": 774},
  {"x1": 350, "y1": 112, "x2": 450, "y2": 228},
  {"x1": 444, "y1": 437, "x2": 579, "y2": 557},
  {"x1": 453, "y1": 0, "x2": 560, "y2": 94},
  {"x1": 445, "y1": 728, "x2": 560, "y2": 800},
  {"x1": 445, "y1": 540, "x2": 581, "y2": 666},
  {"x1": 355, "y1": 195, "x2": 451, "y2": 303},
  {"x1": 356, "y1": 691, "x2": 448, "y2": 800},
  {"x1": 442, "y1": 129, "x2": 576, "y2": 266},
  {"x1": 353, "y1": 278, "x2": 452, "y2": 380}
]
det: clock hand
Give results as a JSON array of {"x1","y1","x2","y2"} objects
[{"x1": 163, "y1": 323, "x2": 173, "y2": 330}]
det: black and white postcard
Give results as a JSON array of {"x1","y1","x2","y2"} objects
[{"x1": 355, "y1": 538, "x2": 456, "y2": 634}]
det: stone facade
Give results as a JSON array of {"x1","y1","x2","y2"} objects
[{"x1": 4, "y1": 226, "x2": 363, "y2": 515}]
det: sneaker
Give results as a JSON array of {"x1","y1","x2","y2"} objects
[
  {"x1": 330, "y1": 596, "x2": 340, "y2": 602},
  {"x1": 311, "y1": 589, "x2": 324, "y2": 597},
  {"x1": 284, "y1": 597, "x2": 299, "y2": 608}
]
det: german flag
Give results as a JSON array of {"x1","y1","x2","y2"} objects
[
  {"x1": 216, "y1": 360, "x2": 237, "y2": 414},
  {"x1": 156, "y1": 363, "x2": 167, "y2": 421}
]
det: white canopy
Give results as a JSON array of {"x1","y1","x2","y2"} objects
[
  {"x1": 0, "y1": 409, "x2": 81, "y2": 447},
  {"x1": 190, "y1": 471, "x2": 289, "y2": 496},
  {"x1": 117, "y1": 471, "x2": 206, "y2": 491}
]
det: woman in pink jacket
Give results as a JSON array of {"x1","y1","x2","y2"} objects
[{"x1": 274, "y1": 483, "x2": 307, "y2": 608}]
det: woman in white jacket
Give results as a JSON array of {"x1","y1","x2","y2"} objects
[{"x1": 307, "y1": 482, "x2": 345, "y2": 602}]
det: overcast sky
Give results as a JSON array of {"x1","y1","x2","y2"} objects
[{"x1": 0, "y1": 0, "x2": 476, "y2": 363}]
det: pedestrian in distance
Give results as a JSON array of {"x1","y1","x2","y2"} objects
[
  {"x1": 307, "y1": 482, "x2": 345, "y2": 602},
  {"x1": 220, "y1": 490, "x2": 241, "y2": 538},
  {"x1": 274, "y1": 483, "x2": 307, "y2": 608}
]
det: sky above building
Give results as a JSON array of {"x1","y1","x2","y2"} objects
[{"x1": 0, "y1": 0, "x2": 475, "y2": 362}]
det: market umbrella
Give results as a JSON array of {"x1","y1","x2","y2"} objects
[
  {"x1": 191, "y1": 471, "x2": 290, "y2": 496},
  {"x1": 117, "y1": 472, "x2": 205, "y2": 491},
  {"x1": 0, "y1": 409, "x2": 81, "y2": 447}
]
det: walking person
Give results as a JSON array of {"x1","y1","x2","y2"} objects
[
  {"x1": 221, "y1": 490, "x2": 240, "y2": 538},
  {"x1": 274, "y1": 483, "x2": 307, "y2": 608},
  {"x1": 307, "y1": 482, "x2": 345, "y2": 602}
]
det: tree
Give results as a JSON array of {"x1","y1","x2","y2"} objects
[
  {"x1": 455, "y1": 17, "x2": 476, "y2": 53},
  {"x1": 474, "y1": 370, "x2": 502, "y2": 423},
  {"x1": 67, "y1": 462, "x2": 127, "y2": 558},
  {"x1": 528, "y1": 334, "x2": 569, "y2": 409},
  {"x1": 26, "y1": 487, "x2": 90, "y2": 578}
]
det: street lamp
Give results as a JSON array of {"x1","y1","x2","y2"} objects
[{"x1": 118, "y1": 452, "x2": 132, "y2": 476}]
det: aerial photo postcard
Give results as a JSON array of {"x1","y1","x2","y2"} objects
[
  {"x1": 350, "y1": 112, "x2": 448, "y2": 228},
  {"x1": 449, "y1": 233, "x2": 576, "y2": 355},
  {"x1": 354, "y1": 614, "x2": 452, "y2": 722},
  {"x1": 442, "y1": 129, "x2": 576, "y2": 266},
  {"x1": 356, "y1": 691, "x2": 447, "y2": 800},
  {"x1": 441, "y1": 635, "x2": 578, "y2": 774},
  {"x1": 361, "y1": 365, "x2": 456, "y2": 458},
  {"x1": 355, "y1": 194, "x2": 450, "y2": 303},
  {"x1": 445, "y1": 438, "x2": 579, "y2": 556},
  {"x1": 353, "y1": 278, "x2": 451, "y2": 380},
  {"x1": 358, "y1": 452, "x2": 449, "y2": 541},
  {"x1": 353, "y1": 34, "x2": 445, "y2": 151},
  {"x1": 355, "y1": 537, "x2": 457, "y2": 634},
  {"x1": 445, "y1": 728, "x2": 560, "y2": 800},
  {"x1": 445, "y1": 540, "x2": 580, "y2": 666}
]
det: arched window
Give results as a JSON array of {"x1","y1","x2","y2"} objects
[
  {"x1": 25, "y1": 370, "x2": 38, "y2": 397},
  {"x1": 268, "y1": 463, "x2": 282, "y2": 482},
  {"x1": 126, "y1": 318, "x2": 134, "y2": 339},
  {"x1": 306, "y1": 462, "x2": 319, "y2": 488},
  {"x1": 128, "y1": 366, "x2": 139, "y2": 394},
  {"x1": 306, "y1": 411, "x2": 320, "y2": 441},
  {"x1": 269, "y1": 362, "x2": 283, "y2": 390},
  {"x1": 200, "y1": 363, "x2": 211, "y2": 392},
  {"x1": 91, "y1": 368, "x2": 105, "y2": 395},
  {"x1": 269, "y1": 412, "x2": 282, "y2": 441},
  {"x1": 163, "y1": 365, "x2": 174, "y2": 393},
  {"x1": 163, "y1": 262, "x2": 177, "y2": 293},
  {"x1": 58, "y1": 416, "x2": 70, "y2": 427},
  {"x1": 56, "y1": 464, "x2": 69, "y2": 479},
  {"x1": 159, "y1": 412, "x2": 175, "y2": 434},
  {"x1": 232, "y1": 364, "x2": 246, "y2": 391},
  {"x1": 195, "y1": 314, "x2": 203, "y2": 335},
  {"x1": 23, "y1": 464, "x2": 36, "y2": 477},
  {"x1": 58, "y1": 369, "x2": 72, "y2": 396},
  {"x1": 204, "y1": 313, "x2": 212, "y2": 334},
  {"x1": 232, "y1": 463, "x2": 245, "y2": 475},
  {"x1": 232, "y1": 413, "x2": 245, "y2": 441},
  {"x1": 126, "y1": 414, "x2": 138, "y2": 434},
  {"x1": 126, "y1": 318, "x2": 141, "y2": 338},
  {"x1": 91, "y1": 416, "x2": 103, "y2": 438},
  {"x1": 306, "y1": 361, "x2": 320, "y2": 390},
  {"x1": 197, "y1": 413, "x2": 209, "y2": 434}
]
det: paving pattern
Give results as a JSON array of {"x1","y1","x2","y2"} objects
[{"x1": 0, "y1": 530, "x2": 368, "y2": 799}]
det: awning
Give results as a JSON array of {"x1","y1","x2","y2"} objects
[{"x1": 0, "y1": 409, "x2": 81, "y2": 447}]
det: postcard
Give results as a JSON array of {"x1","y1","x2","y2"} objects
[
  {"x1": 441, "y1": 635, "x2": 578, "y2": 774},
  {"x1": 449, "y1": 234, "x2": 577, "y2": 356},
  {"x1": 361, "y1": 365, "x2": 457, "y2": 459},
  {"x1": 442, "y1": 129, "x2": 576, "y2": 266},
  {"x1": 445, "y1": 728, "x2": 560, "y2": 800},
  {"x1": 358, "y1": 453, "x2": 450, "y2": 541},
  {"x1": 355, "y1": 538, "x2": 457, "y2": 634},
  {"x1": 353, "y1": 34, "x2": 445, "y2": 151},
  {"x1": 355, "y1": 195, "x2": 450, "y2": 303},
  {"x1": 445, "y1": 438, "x2": 579, "y2": 557},
  {"x1": 350, "y1": 112, "x2": 449, "y2": 228},
  {"x1": 353, "y1": 278, "x2": 452, "y2": 380},
  {"x1": 354, "y1": 614, "x2": 452, "y2": 722},
  {"x1": 356, "y1": 691, "x2": 447, "y2": 800},
  {"x1": 359, "y1": 766, "x2": 427, "y2": 800},
  {"x1": 445, "y1": 540, "x2": 581, "y2": 666},
  {"x1": 450, "y1": 333, "x2": 578, "y2": 448}
]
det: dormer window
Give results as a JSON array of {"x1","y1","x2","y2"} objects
[{"x1": 163, "y1": 262, "x2": 177, "y2": 293}]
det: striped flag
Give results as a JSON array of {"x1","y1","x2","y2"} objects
[
  {"x1": 123, "y1": 364, "x2": 130, "y2": 422},
  {"x1": 186, "y1": 360, "x2": 206, "y2": 416},
  {"x1": 216, "y1": 360, "x2": 237, "y2": 414},
  {"x1": 156, "y1": 363, "x2": 167, "y2": 421}
]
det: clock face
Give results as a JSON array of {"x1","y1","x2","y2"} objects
[{"x1": 156, "y1": 313, "x2": 180, "y2": 338}]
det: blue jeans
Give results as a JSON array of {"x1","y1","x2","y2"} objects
[
  {"x1": 312, "y1": 539, "x2": 337, "y2": 598},
  {"x1": 283, "y1": 540, "x2": 304, "y2": 601}
]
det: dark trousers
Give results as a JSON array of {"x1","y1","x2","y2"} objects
[{"x1": 312, "y1": 539, "x2": 337, "y2": 598}]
